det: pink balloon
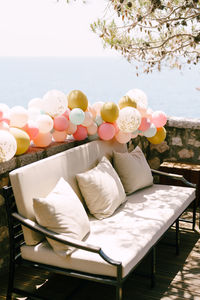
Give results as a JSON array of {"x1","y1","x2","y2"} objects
[
  {"x1": 87, "y1": 122, "x2": 98, "y2": 135},
  {"x1": 138, "y1": 117, "x2": 151, "y2": 132},
  {"x1": 82, "y1": 111, "x2": 93, "y2": 127},
  {"x1": 66, "y1": 121, "x2": 77, "y2": 135},
  {"x1": 33, "y1": 132, "x2": 52, "y2": 147},
  {"x1": 52, "y1": 130, "x2": 67, "y2": 142},
  {"x1": 115, "y1": 131, "x2": 131, "y2": 144},
  {"x1": 98, "y1": 123, "x2": 115, "y2": 141},
  {"x1": 73, "y1": 125, "x2": 88, "y2": 141},
  {"x1": 0, "y1": 121, "x2": 9, "y2": 131},
  {"x1": 62, "y1": 108, "x2": 71, "y2": 120},
  {"x1": 54, "y1": 115, "x2": 69, "y2": 131},
  {"x1": 23, "y1": 120, "x2": 39, "y2": 140},
  {"x1": 152, "y1": 111, "x2": 167, "y2": 127}
]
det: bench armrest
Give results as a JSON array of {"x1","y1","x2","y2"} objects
[
  {"x1": 12, "y1": 212, "x2": 121, "y2": 267},
  {"x1": 151, "y1": 169, "x2": 196, "y2": 188}
]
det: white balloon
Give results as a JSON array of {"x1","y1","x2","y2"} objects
[
  {"x1": 0, "y1": 130, "x2": 17, "y2": 162},
  {"x1": 126, "y1": 89, "x2": 148, "y2": 109},
  {"x1": 143, "y1": 123, "x2": 157, "y2": 138},
  {"x1": 36, "y1": 115, "x2": 53, "y2": 133},
  {"x1": 28, "y1": 97, "x2": 44, "y2": 110},
  {"x1": 0, "y1": 103, "x2": 10, "y2": 114},
  {"x1": 117, "y1": 107, "x2": 141, "y2": 133},
  {"x1": 10, "y1": 106, "x2": 29, "y2": 128},
  {"x1": 28, "y1": 107, "x2": 41, "y2": 121},
  {"x1": 43, "y1": 90, "x2": 68, "y2": 117}
]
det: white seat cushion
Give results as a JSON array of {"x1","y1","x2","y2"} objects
[{"x1": 21, "y1": 184, "x2": 195, "y2": 278}]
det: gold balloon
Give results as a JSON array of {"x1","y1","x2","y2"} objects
[
  {"x1": 68, "y1": 90, "x2": 88, "y2": 111},
  {"x1": 147, "y1": 127, "x2": 166, "y2": 144},
  {"x1": 119, "y1": 95, "x2": 137, "y2": 109},
  {"x1": 10, "y1": 127, "x2": 30, "y2": 155},
  {"x1": 100, "y1": 102, "x2": 119, "y2": 123}
]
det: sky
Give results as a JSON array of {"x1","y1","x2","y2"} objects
[{"x1": 0, "y1": 0, "x2": 115, "y2": 57}]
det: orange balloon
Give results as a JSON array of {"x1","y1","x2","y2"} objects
[{"x1": 147, "y1": 127, "x2": 166, "y2": 144}]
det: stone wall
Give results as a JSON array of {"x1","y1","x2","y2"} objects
[
  {"x1": 131, "y1": 117, "x2": 200, "y2": 169},
  {"x1": 0, "y1": 116, "x2": 200, "y2": 275}
]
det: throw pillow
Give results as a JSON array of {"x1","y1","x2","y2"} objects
[
  {"x1": 33, "y1": 177, "x2": 90, "y2": 256},
  {"x1": 76, "y1": 156, "x2": 126, "y2": 220},
  {"x1": 113, "y1": 146, "x2": 153, "y2": 194}
]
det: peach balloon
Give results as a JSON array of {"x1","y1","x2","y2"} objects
[
  {"x1": 23, "y1": 120, "x2": 39, "y2": 140},
  {"x1": 92, "y1": 101, "x2": 104, "y2": 116},
  {"x1": 33, "y1": 132, "x2": 52, "y2": 147},
  {"x1": 54, "y1": 115, "x2": 69, "y2": 131},
  {"x1": 73, "y1": 125, "x2": 88, "y2": 141},
  {"x1": 87, "y1": 105, "x2": 96, "y2": 119},
  {"x1": 52, "y1": 130, "x2": 67, "y2": 142},
  {"x1": 67, "y1": 121, "x2": 77, "y2": 135},
  {"x1": 82, "y1": 111, "x2": 93, "y2": 127},
  {"x1": 36, "y1": 115, "x2": 53, "y2": 133},
  {"x1": 115, "y1": 131, "x2": 132, "y2": 144},
  {"x1": 98, "y1": 123, "x2": 115, "y2": 141},
  {"x1": 87, "y1": 122, "x2": 98, "y2": 135}
]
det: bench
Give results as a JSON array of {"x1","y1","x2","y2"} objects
[{"x1": 3, "y1": 140, "x2": 196, "y2": 300}]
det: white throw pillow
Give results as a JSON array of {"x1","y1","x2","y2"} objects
[
  {"x1": 113, "y1": 146, "x2": 153, "y2": 194},
  {"x1": 33, "y1": 177, "x2": 90, "y2": 256},
  {"x1": 76, "y1": 156, "x2": 126, "y2": 220}
]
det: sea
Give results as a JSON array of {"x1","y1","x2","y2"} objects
[{"x1": 0, "y1": 56, "x2": 200, "y2": 119}]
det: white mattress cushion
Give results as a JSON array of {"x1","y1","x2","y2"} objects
[
  {"x1": 33, "y1": 177, "x2": 90, "y2": 256},
  {"x1": 21, "y1": 184, "x2": 195, "y2": 278}
]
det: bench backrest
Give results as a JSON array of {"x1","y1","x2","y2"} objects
[{"x1": 9, "y1": 140, "x2": 127, "y2": 245}]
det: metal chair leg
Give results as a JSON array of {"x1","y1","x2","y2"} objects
[
  {"x1": 176, "y1": 219, "x2": 180, "y2": 255},
  {"x1": 151, "y1": 246, "x2": 156, "y2": 288},
  {"x1": 6, "y1": 261, "x2": 15, "y2": 300},
  {"x1": 192, "y1": 198, "x2": 197, "y2": 230},
  {"x1": 116, "y1": 285, "x2": 123, "y2": 300}
]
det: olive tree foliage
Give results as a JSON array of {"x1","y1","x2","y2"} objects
[{"x1": 89, "y1": 0, "x2": 200, "y2": 73}]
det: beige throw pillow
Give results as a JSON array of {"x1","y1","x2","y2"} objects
[
  {"x1": 113, "y1": 146, "x2": 153, "y2": 194},
  {"x1": 33, "y1": 177, "x2": 90, "y2": 256},
  {"x1": 76, "y1": 156, "x2": 126, "y2": 220}
]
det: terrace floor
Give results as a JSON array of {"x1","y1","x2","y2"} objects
[{"x1": 0, "y1": 211, "x2": 200, "y2": 300}]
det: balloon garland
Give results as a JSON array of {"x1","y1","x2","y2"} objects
[{"x1": 0, "y1": 88, "x2": 167, "y2": 162}]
